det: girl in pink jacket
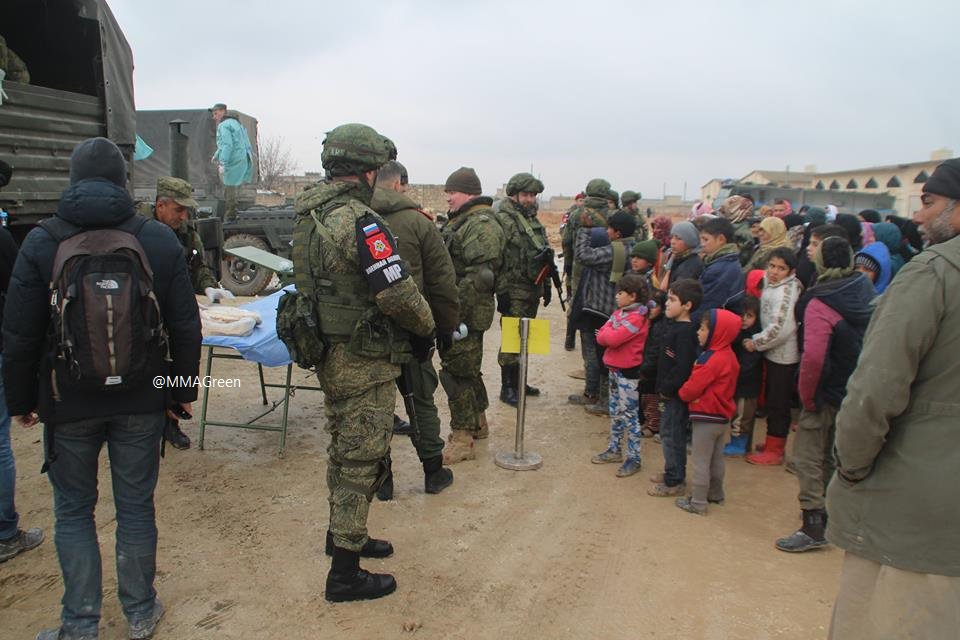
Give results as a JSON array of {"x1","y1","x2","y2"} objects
[{"x1": 591, "y1": 274, "x2": 651, "y2": 477}]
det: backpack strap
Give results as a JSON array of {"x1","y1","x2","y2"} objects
[{"x1": 38, "y1": 217, "x2": 82, "y2": 243}]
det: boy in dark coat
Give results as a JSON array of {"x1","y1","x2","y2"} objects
[
  {"x1": 725, "y1": 295, "x2": 763, "y2": 456},
  {"x1": 697, "y1": 217, "x2": 745, "y2": 319}
]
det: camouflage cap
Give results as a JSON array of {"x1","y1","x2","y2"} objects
[
  {"x1": 156, "y1": 176, "x2": 198, "y2": 209},
  {"x1": 322, "y1": 123, "x2": 396, "y2": 175},
  {"x1": 584, "y1": 178, "x2": 611, "y2": 198},
  {"x1": 506, "y1": 172, "x2": 544, "y2": 196},
  {"x1": 621, "y1": 190, "x2": 641, "y2": 204}
]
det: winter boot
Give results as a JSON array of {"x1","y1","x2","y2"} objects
[
  {"x1": 325, "y1": 530, "x2": 394, "y2": 558},
  {"x1": 422, "y1": 455, "x2": 454, "y2": 494},
  {"x1": 745, "y1": 435, "x2": 786, "y2": 465},
  {"x1": 476, "y1": 412, "x2": 490, "y2": 439},
  {"x1": 775, "y1": 509, "x2": 829, "y2": 553},
  {"x1": 499, "y1": 365, "x2": 518, "y2": 407},
  {"x1": 325, "y1": 547, "x2": 397, "y2": 602},
  {"x1": 723, "y1": 433, "x2": 750, "y2": 457},
  {"x1": 442, "y1": 430, "x2": 476, "y2": 464}
]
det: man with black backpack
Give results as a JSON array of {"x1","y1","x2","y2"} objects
[{"x1": 2, "y1": 137, "x2": 202, "y2": 640}]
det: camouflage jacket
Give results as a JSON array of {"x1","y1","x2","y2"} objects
[
  {"x1": 442, "y1": 197, "x2": 505, "y2": 332},
  {"x1": 293, "y1": 180, "x2": 434, "y2": 397},
  {"x1": 620, "y1": 207, "x2": 649, "y2": 241},
  {"x1": 371, "y1": 187, "x2": 460, "y2": 334},
  {"x1": 0, "y1": 36, "x2": 30, "y2": 84},
  {"x1": 495, "y1": 198, "x2": 549, "y2": 299},
  {"x1": 137, "y1": 202, "x2": 217, "y2": 294}
]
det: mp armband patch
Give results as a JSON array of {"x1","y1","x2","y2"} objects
[{"x1": 357, "y1": 214, "x2": 407, "y2": 293}]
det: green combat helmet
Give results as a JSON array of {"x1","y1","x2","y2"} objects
[
  {"x1": 607, "y1": 189, "x2": 620, "y2": 207},
  {"x1": 321, "y1": 123, "x2": 397, "y2": 177},
  {"x1": 505, "y1": 172, "x2": 545, "y2": 197},
  {"x1": 621, "y1": 190, "x2": 641, "y2": 205},
  {"x1": 584, "y1": 178, "x2": 611, "y2": 198}
]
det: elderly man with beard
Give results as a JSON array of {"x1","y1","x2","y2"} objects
[{"x1": 826, "y1": 157, "x2": 960, "y2": 639}]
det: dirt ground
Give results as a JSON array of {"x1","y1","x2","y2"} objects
[{"x1": 2, "y1": 296, "x2": 841, "y2": 640}]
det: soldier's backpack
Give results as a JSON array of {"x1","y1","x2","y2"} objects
[{"x1": 39, "y1": 216, "x2": 165, "y2": 396}]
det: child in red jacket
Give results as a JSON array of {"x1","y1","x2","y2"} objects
[
  {"x1": 591, "y1": 274, "x2": 651, "y2": 478},
  {"x1": 676, "y1": 308, "x2": 741, "y2": 515}
]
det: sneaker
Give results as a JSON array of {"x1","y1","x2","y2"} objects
[
  {"x1": 35, "y1": 630, "x2": 97, "y2": 640},
  {"x1": 616, "y1": 459, "x2": 642, "y2": 477},
  {"x1": 0, "y1": 527, "x2": 44, "y2": 563},
  {"x1": 567, "y1": 393, "x2": 597, "y2": 405},
  {"x1": 675, "y1": 496, "x2": 707, "y2": 515},
  {"x1": 128, "y1": 599, "x2": 164, "y2": 640},
  {"x1": 647, "y1": 482, "x2": 686, "y2": 497},
  {"x1": 591, "y1": 449, "x2": 622, "y2": 464},
  {"x1": 584, "y1": 402, "x2": 608, "y2": 416}
]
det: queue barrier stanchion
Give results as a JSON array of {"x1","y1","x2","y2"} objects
[{"x1": 495, "y1": 317, "x2": 542, "y2": 471}]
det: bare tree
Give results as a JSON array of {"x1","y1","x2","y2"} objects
[{"x1": 258, "y1": 136, "x2": 297, "y2": 192}]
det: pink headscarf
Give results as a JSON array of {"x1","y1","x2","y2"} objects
[
  {"x1": 773, "y1": 199, "x2": 793, "y2": 218},
  {"x1": 689, "y1": 201, "x2": 714, "y2": 219}
]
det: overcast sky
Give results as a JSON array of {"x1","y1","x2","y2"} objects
[{"x1": 111, "y1": 0, "x2": 959, "y2": 199}]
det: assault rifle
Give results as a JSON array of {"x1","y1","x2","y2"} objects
[{"x1": 534, "y1": 246, "x2": 566, "y2": 311}]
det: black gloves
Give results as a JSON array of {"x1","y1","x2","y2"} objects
[
  {"x1": 496, "y1": 292, "x2": 511, "y2": 315},
  {"x1": 410, "y1": 333, "x2": 435, "y2": 362}
]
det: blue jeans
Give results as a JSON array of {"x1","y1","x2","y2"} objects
[
  {"x1": 46, "y1": 413, "x2": 164, "y2": 636},
  {"x1": 661, "y1": 397, "x2": 689, "y2": 487},
  {"x1": 0, "y1": 363, "x2": 17, "y2": 540}
]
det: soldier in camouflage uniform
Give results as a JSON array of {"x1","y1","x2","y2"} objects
[
  {"x1": 141, "y1": 177, "x2": 233, "y2": 450},
  {"x1": 371, "y1": 160, "x2": 459, "y2": 495},
  {"x1": 439, "y1": 167, "x2": 505, "y2": 463},
  {"x1": 562, "y1": 179, "x2": 612, "y2": 407},
  {"x1": 494, "y1": 172, "x2": 551, "y2": 407},
  {"x1": 621, "y1": 190, "x2": 649, "y2": 241},
  {"x1": 0, "y1": 35, "x2": 30, "y2": 85},
  {"x1": 289, "y1": 124, "x2": 434, "y2": 602}
]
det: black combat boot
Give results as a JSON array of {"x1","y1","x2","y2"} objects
[
  {"x1": 325, "y1": 546, "x2": 397, "y2": 603},
  {"x1": 422, "y1": 455, "x2": 453, "y2": 494},
  {"x1": 775, "y1": 508, "x2": 829, "y2": 553},
  {"x1": 392, "y1": 414, "x2": 414, "y2": 437},
  {"x1": 325, "y1": 530, "x2": 394, "y2": 558},
  {"x1": 499, "y1": 365, "x2": 518, "y2": 407},
  {"x1": 163, "y1": 419, "x2": 191, "y2": 450}
]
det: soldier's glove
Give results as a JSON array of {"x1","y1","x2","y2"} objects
[
  {"x1": 543, "y1": 282, "x2": 552, "y2": 307},
  {"x1": 437, "y1": 332, "x2": 454, "y2": 354},
  {"x1": 410, "y1": 333, "x2": 436, "y2": 362},
  {"x1": 205, "y1": 287, "x2": 236, "y2": 304},
  {"x1": 496, "y1": 292, "x2": 511, "y2": 315}
]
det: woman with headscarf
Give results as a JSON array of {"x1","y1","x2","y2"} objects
[
  {"x1": 872, "y1": 221, "x2": 913, "y2": 276},
  {"x1": 746, "y1": 216, "x2": 792, "y2": 272},
  {"x1": 784, "y1": 213, "x2": 806, "y2": 251},
  {"x1": 650, "y1": 216, "x2": 674, "y2": 289},
  {"x1": 834, "y1": 213, "x2": 864, "y2": 251},
  {"x1": 718, "y1": 195, "x2": 756, "y2": 266},
  {"x1": 886, "y1": 214, "x2": 924, "y2": 254}
]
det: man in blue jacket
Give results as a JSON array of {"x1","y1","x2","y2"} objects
[
  {"x1": 210, "y1": 102, "x2": 253, "y2": 222},
  {"x1": 3, "y1": 137, "x2": 202, "y2": 640},
  {"x1": 697, "y1": 217, "x2": 745, "y2": 321}
]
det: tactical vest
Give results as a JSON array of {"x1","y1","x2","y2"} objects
[
  {"x1": 498, "y1": 202, "x2": 547, "y2": 287},
  {"x1": 290, "y1": 201, "x2": 411, "y2": 363}
]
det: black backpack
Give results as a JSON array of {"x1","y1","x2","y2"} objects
[{"x1": 40, "y1": 216, "x2": 166, "y2": 397}]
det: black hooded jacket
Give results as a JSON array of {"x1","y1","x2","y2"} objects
[{"x1": 2, "y1": 178, "x2": 202, "y2": 423}]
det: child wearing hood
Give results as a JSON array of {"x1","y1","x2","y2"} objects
[
  {"x1": 854, "y1": 242, "x2": 892, "y2": 294},
  {"x1": 676, "y1": 308, "x2": 742, "y2": 515},
  {"x1": 638, "y1": 289, "x2": 668, "y2": 437}
]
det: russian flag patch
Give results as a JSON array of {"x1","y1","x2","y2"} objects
[{"x1": 362, "y1": 222, "x2": 380, "y2": 237}]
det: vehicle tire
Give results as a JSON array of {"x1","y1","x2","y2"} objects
[{"x1": 221, "y1": 233, "x2": 273, "y2": 296}]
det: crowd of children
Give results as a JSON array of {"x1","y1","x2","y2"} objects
[{"x1": 579, "y1": 195, "x2": 912, "y2": 535}]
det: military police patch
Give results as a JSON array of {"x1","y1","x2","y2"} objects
[{"x1": 356, "y1": 214, "x2": 407, "y2": 293}]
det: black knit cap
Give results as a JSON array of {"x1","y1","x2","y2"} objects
[
  {"x1": 69, "y1": 137, "x2": 126, "y2": 187},
  {"x1": 923, "y1": 158, "x2": 960, "y2": 200},
  {"x1": 444, "y1": 167, "x2": 482, "y2": 195},
  {"x1": 607, "y1": 211, "x2": 637, "y2": 238}
]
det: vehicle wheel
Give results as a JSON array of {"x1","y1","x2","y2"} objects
[{"x1": 221, "y1": 233, "x2": 273, "y2": 296}]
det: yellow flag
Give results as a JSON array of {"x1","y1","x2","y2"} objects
[{"x1": 501, "y1": 318, "x2": 550, "y2": 355}]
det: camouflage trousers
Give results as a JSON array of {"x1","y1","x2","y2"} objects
[
  {"x1": 607, "y1": 371, "x2": 642, "y2": 462},
  {"x1": 325, "y1": 381, "x2": 394, "y2": 552},
  {"x1": 497, "y1": 293, "x2": 541, "y2": 367},
  {"x1": 439, "y1": 331, "x2": 488, "y2": 432},
  {"x1": 223, "y1": 185, "x2": 239, "y2": 222}
]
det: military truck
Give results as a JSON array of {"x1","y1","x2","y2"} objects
[
  {"x1": 0, "y1": 0, "x2": 135, "y2": 241},
  {"x1": 712, "y1": 180, "x2": 895, "y2": 214}
]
